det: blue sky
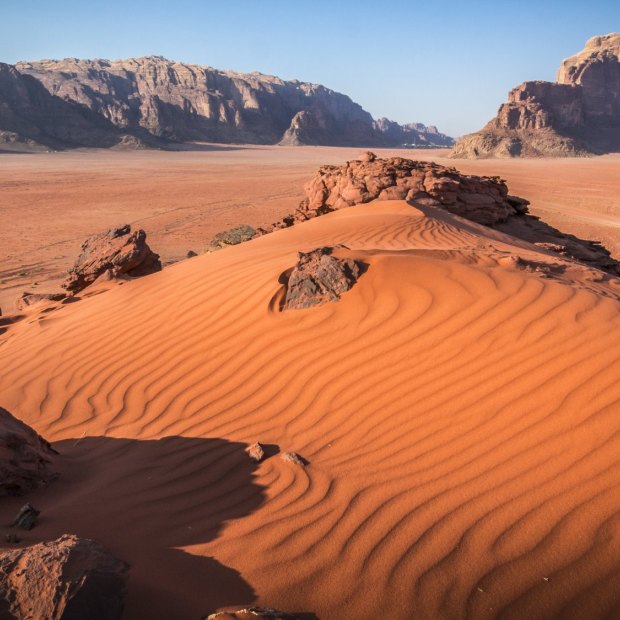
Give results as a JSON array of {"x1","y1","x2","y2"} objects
[{"x1": 2, "y1": 0, "x2": 619, "y2": 136}]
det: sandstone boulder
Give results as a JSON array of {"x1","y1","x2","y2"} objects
[
  {"x1": 0, "y1": 407, "x2": 57, "y2": 497},
  {"x1": 63, "y1": 224, "x2": 161, "y2": 293},
  {"x1": 0, "y1": 534, "x2": 128, "y2": 620},
  {"x1": 283, "y1": 247, "x2": 363, "y2": 310}
]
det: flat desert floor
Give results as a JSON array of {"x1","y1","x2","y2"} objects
[
  {"x1": 1, "y1": 146, "x2": 619, "y2": 311},
  {"x1": 1, "y1": 147, "x2": 620, "y2": 619}
]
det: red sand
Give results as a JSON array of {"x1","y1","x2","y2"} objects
[{"x1": 1, "y1": 185, "x2": 620, "y2": 617}]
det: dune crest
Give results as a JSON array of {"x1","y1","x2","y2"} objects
[{"x1": 1, "y1": 196, "x2": 620, "y2": 618}]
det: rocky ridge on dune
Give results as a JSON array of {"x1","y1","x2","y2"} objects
[
  {"x1": 7, "y1": 56, "x2": 452, "y2": 149},
  {"x1": 452, "y1": 33, "x2": 620, "y2": 157},
  {"x1": 258, "y1": 152, "x2": 620, "y2": 276}
]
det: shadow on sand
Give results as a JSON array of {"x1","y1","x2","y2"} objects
[{"x1": 0, "y1": 431, "x2": 313, "y2": 619}]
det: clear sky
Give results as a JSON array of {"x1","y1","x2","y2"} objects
[{"x1": 2, "y1": 0, "x2": 619, "y2": 137}]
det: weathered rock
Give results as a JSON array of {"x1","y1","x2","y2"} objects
[
  {"x1": 205, "y1": 225, "x2": 257, "y2": 252},
  {"x1": 63, "y1": 224, "x2": 161, "y2": 293},
  {"x1": 0, "y1": 407, "x2": 57, "y2": 497},
  {"x1": 187, "y1": 250, "x2": 198, "y2": 258},
  {"x1": 453, "y1": 33, "x2": 620, "y2": 157},
  {"x1": 208, "y1": 608, "x2": 299, "y2": 620},
  {"x1": 14, "y1": 292, "x2": 66, "y2": 311},
  {"x1": 283, "y1": 248, "x2": 362, "y2": 310},
  {"x1": 262, "y1": 155, "x2": 620, "y2": 277},
  {"x1": 12, "y1": 56, "x2": 452, "y2": 149},
  {"x1": 0, "y1": 534, "x2": 128, "y2": 620},
  {"x1": 264, "y1": 154, "x2": 529, "y2": 231},
  {"x1": 246, "y1": 442, "x2": 265, "y2": 463},
  {"x1": 11, "y1": 504, "x2": 39, "y2": 530},
  {"x1": 280, "y1": 452, "x2": 305, "y2": 466}
]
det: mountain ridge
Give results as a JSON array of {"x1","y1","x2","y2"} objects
[{"x1": 1, "y1": 55, "x2": 453, "y2": 150}]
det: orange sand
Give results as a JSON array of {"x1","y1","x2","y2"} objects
[
  {"x1": 2, "y1": 147, "x2": 619, "y2": 313},
  {"x1": 1, "y1": 196, "x2": 620, "y2": 618}
]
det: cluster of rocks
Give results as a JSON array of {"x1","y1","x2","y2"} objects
[
  {"x1": 246, "y1": 442, "x2": 305, "y2": 466},
  {"x1": 0, "y1": 411, "x2": 129, "y2": 619},
  {"x1": 63, "y1": 224, "x2": 161, "y2": 294},
  {"x1": 453, "y1": 33, "x2": 620, "y2": 157},
  {"x1": 259, "y1": 151, "x2": 529, "y2": 231}
]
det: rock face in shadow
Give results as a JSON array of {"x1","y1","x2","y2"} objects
[
  {"x1": 0, "y1": 534, "x2": 128, "y2": 620},
  {"x1": 63, "y1": 224, "x2": 161, "y2": 293},
  {"x1": 0, "y1": 407, "x2": 57, "y2": 497},
  {"x1": 452, "y1": 33, "x2": 620, "y2": 157},
  {"x1": 0, "y1": 62, "x2": 148, "y2": 151},
  {"x1": 283, "y1": 247, "x2": 362, "y2": 310},
  {"x1": 12, "y1": 56, "x2": 452, "y2": 148}
]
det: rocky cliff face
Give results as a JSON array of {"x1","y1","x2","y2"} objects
[
  {"x1": 10, "y1": 56, "x2": 452, "y2": 149},
  {"x1": 0, "y1": 62, "x2": 145, "y2": 151},
  {"x1": 452, "y1": 33, "x2": 620, "y2": 158}
]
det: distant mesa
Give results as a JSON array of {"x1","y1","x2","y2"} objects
[
  {"x1": 0, "y1": 56, "x2": 453, "y2": 151},
  {"x1": 453, "y1": 33, "x2": 620, "y2": 157},
  {"x1": 63, "y1": 224, "x2": 161, "y2": 294}
]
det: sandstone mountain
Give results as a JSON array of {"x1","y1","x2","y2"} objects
[
  {"x1": 3, "y1": 56, "x2": 452, "y2": 149},
  {"x1": 452, "y1": 33, "x2": 620, "y2": 158},
  {"x1": 0, "y1": 62, "x2": 149, "y2": 151}
]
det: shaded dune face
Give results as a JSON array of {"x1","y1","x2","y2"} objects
[{"x1": 1, "y1": 201, "x2": 620, "y2": 618}]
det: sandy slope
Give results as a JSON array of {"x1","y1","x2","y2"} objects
[
  {"x1": 1, "y1": 199, "x2": 620, "y2": 618},
  {"x1": 2, "y1": 147, "x2": 619, "y2": 314}
]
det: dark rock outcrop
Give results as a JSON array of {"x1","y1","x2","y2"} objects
[
  {"x1": 11, "y1": 504, "x2": 40, "y2": 530},
  {"x1": 453, "y1": 33, "x2": 620, "y2": 157},
  {"x1": 0, "y1": 407, "x2": 57, "y2": 497},
  {"x1": 283, "y1": 247, "x2": 362, "y2": 310},
  {"x1": 205, "y1": 225, "x2": 257, "y2": 253},
  {"x1": 10, "y1": 56, "x2": 452, "y2": 148},
  {"x1": 0, "y1": 534, "x2": 128, "y2": 620},
  {"x1": 63, "y1": 224, "x2": 161, "y2": 293}
]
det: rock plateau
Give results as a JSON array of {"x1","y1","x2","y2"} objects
[{"x1": 453, "y1": 33, "x2": 620, "y2": 157}]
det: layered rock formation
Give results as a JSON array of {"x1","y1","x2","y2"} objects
[
  {"x1": 64, "y1": 224, "x2": 161, "y2": 293},
  {"x1": 0, "y1": 535, "x2": 128, "y2": 620},
  {"x1": 260, "y1": 153, "x2": 620, "y2": 276},
  {"x1": 5, "y1": 56, "x2": 452, "y2": 148},
  {"x1": 453, "y1": 33, "x2": 620, "y2": 157},
  {"x1": 262, "y1": 151, "x2": 529, "y2": 231},
  {"x1": 0, "y1": 62, "x2": 141, "y2": 151},
  {"x1": 0, "y1": 407, "x2": 58, "y2": 496}
]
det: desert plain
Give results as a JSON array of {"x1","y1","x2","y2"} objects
[{"x1": 1, "y1": 146, "x2": 620, "y2": 619}]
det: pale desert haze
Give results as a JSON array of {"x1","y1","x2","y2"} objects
[{"x1": 2, "y1": 3, "x2": 620, "y2": 619}]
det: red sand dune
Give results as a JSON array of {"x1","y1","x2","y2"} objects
[{"x1": 1, "y1": 198, "x2": 620, "y2": 618}]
